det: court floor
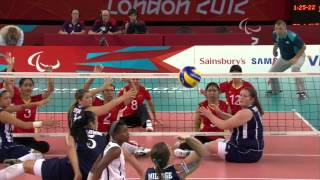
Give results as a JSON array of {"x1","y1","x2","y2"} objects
[
  {"x1": 1, "y1": 111, "x2": 318, "y2": 179},
  {"x1": 8, "y1": 135, "x2": 320, "y2": 180}
]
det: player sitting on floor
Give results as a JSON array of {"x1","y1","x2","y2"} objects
[
  {"x1": 83, "y1": 66, "x2": 151, "y2": 156},
  {"x1": 118, "y1": 78, "x2": 161, "y2": 132},
  {"x1": 0, "y1": 111, "x2": 107, "y2": 180},
  {"x1": 87, "y1": 121, "x2": 144, "y2": 180},
  {"x1": 0, "y1": 88, "x2": 55, "y2": 166},
  {"x1": 7, "y1": 67, "x2": 54, "y2": 153},
  {"x1": 145, "y1": 136, "x2": 205, "y2": 180},
  {"x1": 174, "y1": 82, "x2": 227, "y2": 158},
  {"x1": 199, "y1": 87, "x2": 264, "y2": 163}
]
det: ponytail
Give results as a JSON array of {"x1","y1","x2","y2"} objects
[
  {"x1": 105, "y1": 133, "x2": 110, "y2": 145},
  {"x1": 154, "y1": 161, "x2": 164, "y2": 180},
  {"x1": 70, "y1": 118, "x2": 87, "y2": 143},
  {"x1": 67, "y1": 102, "x2": 78, "y2": 128},
  {"x1": 68, "y1": 89, "x2": 89, "y2": 128},
  {"x1": 70, "y1": 111, "x2": 96, "y2": 143},
  {"x1": 150, "y1": 142, "x2": 170, "y2": 180}
]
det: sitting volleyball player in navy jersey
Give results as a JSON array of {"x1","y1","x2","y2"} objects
[
  {"x1": 0, "y1": 88, "x2": 55, "y2": 164},
  {"x1": 68, "y1": 88, "x2": 136, "y2": 129},
  {"x1": 145, "y1": 136, "x2": 205, "y2": 180},
  {"x1": 199, "y1": 87, "x2": 264, "y2": 163},
  {"x1": 0, "y1": 111, "x2": 106, "y2": 180}
]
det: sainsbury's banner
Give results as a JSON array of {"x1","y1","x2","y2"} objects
[
  {"x1": 1, "y1": 0, "x2": 290, "y2": 22},
  {"x1": 0, "y1": 45, "x2": 318, "y2": 73},
  {"x1": 165, "y1": 45, "x2": 320, "y2": 73}
]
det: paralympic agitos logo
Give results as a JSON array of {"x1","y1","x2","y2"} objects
[{"x1": 27, "y1": 51, "x2": 60, "y2": 72}]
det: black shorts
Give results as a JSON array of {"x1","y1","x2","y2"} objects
[{"x1": 0, "y1": 143, "x2": 31, "y2": 162}]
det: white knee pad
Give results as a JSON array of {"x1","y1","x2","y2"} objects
[
  {"x1": 18, "y1": 151, "x2": 43, "y2": 162},
  {"x1": 217, "y1": 139, "x2": 228, "y2": 160},
  {"x1": 34, "y1": 159, "x2": 45, "y2": 177}
]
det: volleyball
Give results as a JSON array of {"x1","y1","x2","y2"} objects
[{"x1": 179, "y1": 66, "x2": 201, "y2": 88}]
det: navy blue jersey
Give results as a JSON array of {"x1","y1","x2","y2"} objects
[
  {"x1": 229, "y1": 105, "x2": 264, "y2": 151},
  {"x1": 0, "y1": 108, "x2": 13, "y2": 145},
  {"x1": 92, "y1": 20, "x2": 118, "y2": 33},
  {"x1": 42, "y1": 129, "x2": 107, "y2": 180},
  {"x1": 69, "y1": 104, "x2": 86, "y2": 128},
  {"x1": 77, "y1": 129, "x2": 107, "y2": 176},
  {"x1": 272, "y1": 30, "x2": 304, "y2": 60},
  {"x1": 145, "y1": 165, "x2": 181, "y2": 180},
  {"x1": 0, "y1": 108, "x2": 31, "y2": 162},
  {"x1": 62, "y1": 20, "x2": 84, "y2": 34}
]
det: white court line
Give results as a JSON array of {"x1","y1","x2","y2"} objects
[
  {"x1": 44, "y1": 153, "x2": 320, "y2": 158},
  {"x1": 38, "y1": 111, "x2": 294, "y2": 113},
  {"x1": 263, "y1": 153, "x2": 320, "y2": 157},
  {"x1": 126, "y1": 178, "x2": 320, "y2": 180},
  {"x1": 294, "y1": 112, "x2": 319, "y2": 132}
]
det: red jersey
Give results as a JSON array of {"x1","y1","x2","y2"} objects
[
  {"x1": 219, "y1": 80, "x2": 254, "y2": 115},
  {"x1": 0, "y1": 82, "x2": 20, "y2": 96},
  {"x1": 12, "y1": 94, "x2": 43, "y2": 133},
  {"x1": 198, "y1": 100, "x2": 227, "y2": 140},
  {"x1": 93, "y1": 97, "x2": 124, "y2": 132},
  {"x1": 118, "y1": 85, "x2": 151, "y2": 117}
]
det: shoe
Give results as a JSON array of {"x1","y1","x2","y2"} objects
[
  {"x1": 297, "y1": 92, "x2": 307, "y2": 100},
  {"x1": 174, "y1": 148, "x2": 191, "y2": 158},
  {"x1": 3, "y1": 159, "x2": 22, "y2": 167},
  {"x1": 265, "y1": 90, "x2": 282, "y2": 96},
  {"x1": 134, "y1": 147, "x2": 151, "y2": 157},
  {"x1": 146, "y1": 120, "x2": 153, "y2": 132}
]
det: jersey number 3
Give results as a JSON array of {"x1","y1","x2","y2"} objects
[{"x1": 24, "y1": 109, "x2": 32, "y2": 119}]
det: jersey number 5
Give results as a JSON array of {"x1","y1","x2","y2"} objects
[{"x1": 87, "y1": 138, "x2": 97, "y2": 149}]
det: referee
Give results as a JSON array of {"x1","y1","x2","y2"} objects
[{"x1": 267, "y1": 20, "x2": 307, "y2": 100}]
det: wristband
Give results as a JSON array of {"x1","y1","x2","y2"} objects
[{"x1": 33, "y1": 121, "x2": 43, "y2": 128}]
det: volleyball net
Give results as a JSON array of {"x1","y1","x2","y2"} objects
[{"x1": 1, "y1": 72, "x2": 319, "y2": 137}]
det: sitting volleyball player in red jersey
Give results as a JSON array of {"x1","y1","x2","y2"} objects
[
  {"x1": 219, "y1": 65, "x2": 255, "y2": 115},
  {"x1": 174, "y1": 82, "x2": 228, "y2": 158},
  {"x1": 118, "y1": 78, "x2": 160, "y2": 132},
  {"x1": 83, "y1": 65, "x2": 151, "y2": 156},
  {"x1": 5, "y1": 66, "x2": 54, "y2": 154}
]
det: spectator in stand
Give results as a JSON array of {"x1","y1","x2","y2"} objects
[
  {"x1": 124, "y1": 9, "x2": 147, "y2": 34},
  {"x1": 58, "y1": 9, "x2": 85, "y2": 35},
  {"x1": 88, "y1": 10, "x2": 121, "y2": 35},
  {"x1": 0, "y1": 25, "x2": 24, "y2": 46}
]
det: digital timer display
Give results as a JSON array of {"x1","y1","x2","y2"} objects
[{"x1": 291, "y1": 0, "x2": 320, "y2": 23}]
